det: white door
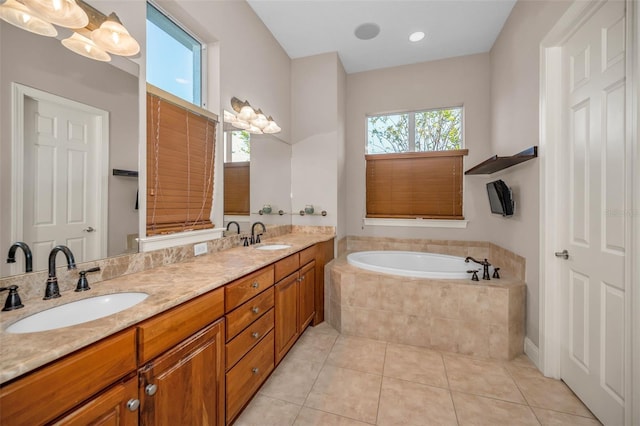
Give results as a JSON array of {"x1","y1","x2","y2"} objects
[
  {"x1": 559, "y1": 1, "x2": 627, "y2": 424},
  {"x1": 22, "y1": 94, "x2": 104, "y2": 271}
]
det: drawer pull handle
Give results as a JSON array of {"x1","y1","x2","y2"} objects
[
  {"x1": 145, "y1": 384, "x2": 158, "y2": 396},
  {"x1": 127, "y1": 399, "x2": 140, "y2": 411},
  {"x1": 252, "y1": 332, "x2": 260, "y2": 339},
  {"x1": 252, "y1": 367, "x2": 259, "y2": 374},
  {"x1": 251, "y1": 282, "x2": 259, "y2": 289},
  {"x1": 251, "y1": 307, "x2": 259, "y2": 314}
]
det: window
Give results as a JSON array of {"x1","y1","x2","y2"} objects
[
  {"x1": 224, "y1": 131, "x2": 250, "y2": 215},
  {"x1": 146, "y1": 2, "x2": 203, "y2": 106},
  {"x1": 365, "y1": 107, "x2": 467, "y2": 219},
  {"x1": 367, "y1": 107, "x2": 462, "y2": 154}
]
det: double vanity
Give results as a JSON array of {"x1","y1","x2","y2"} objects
[{"x1": 0, "y1": 232, "x2": 334, "y2": 425}]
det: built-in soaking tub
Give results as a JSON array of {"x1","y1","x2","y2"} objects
[
  {"x1": 327, "y1": 250, "x2": 526, "y2": 360},
  {"x1": 347, "y1": 251, "x2": 493, "y2": 280}
]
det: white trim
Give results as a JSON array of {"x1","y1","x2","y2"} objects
[
  {"x1": 363, "y1": 218, "x2": 468, "y2": 229},
  {"x1": 524, "y1": 337, "x2": 541, "y2": 370},
  {"x1": 11, "y1": 83, "x2": 109, "y2": 261},
  {"x1": 138, "y1": 228, "x2": 224, "y2": 252}
]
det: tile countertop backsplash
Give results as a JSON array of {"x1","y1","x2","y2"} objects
[{"x1": 0, "y1": 229, "x2": 335, "y2": 384}]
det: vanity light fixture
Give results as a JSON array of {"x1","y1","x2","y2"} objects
[
  {"x1": 0, "y1": 0, "x2": 57, "y2": 36},
  {"x1": 0, "y1": 0, "x2": 140, "y2": 61},
  {"x1": 229, "y1": 97, "x2": 281, "y2": 135}
]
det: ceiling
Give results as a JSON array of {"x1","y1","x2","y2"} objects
[{"x1": 246, "y1": 0, "x2": 517, "y2": 74}]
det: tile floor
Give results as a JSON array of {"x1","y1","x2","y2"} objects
[{"x1": 235, "y1": 322, "x2": 602, "y2": 426}]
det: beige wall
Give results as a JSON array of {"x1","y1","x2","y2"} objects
[
  {"x1": 291, "y1": 53, "x2": 346, "y2": 230},
  {"x1": 489, "y1": 0, "x2": 571, "y2": 347},
  {"x1": 0, "y1": 21, "x2": 139, "y2": 275},
  {"x1": 345, "y1": 53, "x2": 493, "y2": 241}
]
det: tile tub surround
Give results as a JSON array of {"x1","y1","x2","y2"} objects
[
  {"x1": 339, "y1": 236, "x2": 526, "y2": 281},
  {"x1": 325, "y1": 256, "x2": 525, "y2": 360},
  {"x1": 0, "y1": 229, "x2": 334, "y2": 384}
]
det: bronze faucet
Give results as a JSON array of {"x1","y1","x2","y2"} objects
[
  {"x1": 465, "y1": 256, "x2": 491, "y2": 280},
  {"x1": 44, "y1": 245, "x2": 76, "y2": 300},
  {"x1": 7, "y1": 242, "x2": 33, "y2": 273}
]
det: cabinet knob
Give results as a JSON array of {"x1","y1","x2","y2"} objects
[
  {"x1": 145, "y1": 383, "x2": 158, "y2": 396},
  {"x1": 251, "y1": 282, "x2": 259, "y2": 289},
  {"x1": 252, "y1": 367, "x2": 259, "y2": 375},
  {"x1": 252, "y1": 332, "x2": 260, "y2": 339},
  {"x1": 127, "y1": 399, "x2": 140, "y2": 411},
  {"x1": 251, "y1": 306, "x2": 259, "y2": 314}
]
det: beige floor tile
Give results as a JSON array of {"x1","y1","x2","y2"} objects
[
  {"x1": 234, "y1": 395, "x2": 301, "y2": 426},
  {"x1": 293, "y1": 407, "x2": 373, "y2": 425},
  {"x1": 452, "y1": 392, "x2": 540, "y2": 425},
  {"x1": 377, "y1": 377, "x2": 457, "y2": 426},
  {"x1": 509, "y1": 367, "x2": 594, "y2": 418},
  {"x1": 532, "y1": 407, "x2": 602, "y2": 425},
  {"x1": 304, "y1": 365, "x2": 382, "y2": 424},
  {"x1": 325, "y1": 335, "x2": 387, "y2": 374},
  {"x1": 287, "y1": 330, "x2": 338, "y2": 363},
  {"x1": 443, "y1": 353, "x2": 526, "y2": 403},
  {"x1": 383, "y1": 343, "x2": 448, "y2": 388},
  {"x1": 259, "y1": 357, "x2": 324, "y2": 405}
]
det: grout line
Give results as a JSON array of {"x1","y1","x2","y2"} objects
[{"x1": 374, "y1": 342, "x2": 388, "y2": 425}]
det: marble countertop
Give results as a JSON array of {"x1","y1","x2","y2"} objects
[{"x1": 0, "y1": 233, "x2": 334, "y2": 384}]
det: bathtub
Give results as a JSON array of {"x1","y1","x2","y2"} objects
[{"x1": 347, "y1": 251, "x2": 488, "y2": 280}]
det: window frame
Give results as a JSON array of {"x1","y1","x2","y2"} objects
[{"x1": 146, "y1": 1, "x2": 207, "y2": 108}]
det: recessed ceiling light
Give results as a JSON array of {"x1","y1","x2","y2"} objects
[
  {"x1": 409, "y1": 31, "x2": 425, "y2": 42},
  {"x1": 354, "y1": 23, "x2": 380, "y2": 40}
]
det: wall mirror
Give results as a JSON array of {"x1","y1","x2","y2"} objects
[
  {"x1": 0, "y1": 20, "x2": 140, "y2": 277},
  {"x1": 222, "y1": 119, "x2": 292, "y2": 234}
]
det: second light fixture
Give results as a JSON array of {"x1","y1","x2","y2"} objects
[{"x1": 227, "y1": 97, "x2": 281, "y2": 135}]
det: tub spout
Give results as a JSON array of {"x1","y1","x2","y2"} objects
[{"x1": 464, "y1": 257, "x2": 491, "y2": 280}]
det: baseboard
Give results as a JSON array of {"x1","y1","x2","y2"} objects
[{"x1": 524, "y1": 337, "x2": 541, "y2": 370}]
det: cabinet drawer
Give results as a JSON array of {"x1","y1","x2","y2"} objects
[
  {"x1": 0, "y1": 329, "x2": 136, "y2": 426},
  {"x1": 137, "y1": 287, "x2": 224, "y2": 364},
  {"x1": 226, "y1": 308, "x2": 274, "y2": 370},
  {"x1": 226, "y1": 288, "x2": 274, "y2": 341},
  {"x1": 225, "y1": 266, "x2": 274, "y2": 312},
  {"x1": 226, "y1": 330, "x2": 275, "y2": 423},
  {"x1": 274, "y1": 253, "x2": 299, "y2": 282},
  {"x1": 299, "y1": 245, "x2": 316, "y2": 267}
]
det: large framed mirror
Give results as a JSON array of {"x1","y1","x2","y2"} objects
[{"x1": 0, "y1": 18, "x2": 140, "y2": 277}]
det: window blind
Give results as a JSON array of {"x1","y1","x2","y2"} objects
[
  {"x1": 146, "y1": 87, "x2": 217, "y2": 236},
  {"x1": 223, "y1": 161, "x2": 250, "y2": 215},
  {"x1": 365, "y1": 150, "x2": 468, "y2": 219}
]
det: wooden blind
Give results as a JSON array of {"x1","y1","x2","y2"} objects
[
  {"x1": 366, "y1": 150, "x2": 468, "y2": 219},
  {"x1": 146, "y1": 89, "x2": 217, "y2": 236},
  {"x1": 223, "y1": 161, "x2": 250, "y2": 215}
]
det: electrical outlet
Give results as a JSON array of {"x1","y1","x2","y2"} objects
[{"x1": 194, "y1": 242, "x2": 208, "y2": 256}]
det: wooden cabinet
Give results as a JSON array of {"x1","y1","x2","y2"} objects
[
  {"x1": 0, "y1": 329, "x2": 136, "y2": 426},
  {"x1": 299, "y1": 261, "x2": 316, "y2": 332},
  {"x1": 54, "y1": 376, "x2": 139, "y2": 426},
  {"x1": 139, "y1": 319, "x2": 225, "y2": 426},
  {"x1": 274, "y1": 272, "x2": 300, "y2": 364}
]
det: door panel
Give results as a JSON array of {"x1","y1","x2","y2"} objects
[{"x1": 560, "y1": 1, "x2": 626, "y2": 424}]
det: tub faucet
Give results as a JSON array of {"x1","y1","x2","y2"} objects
[
  {"x1": 250, "y1": 222, "x2": 266, "y2": 244},
  {"x1": 465, "y1": 256, "x2": 491, "y2": 280},
  {"x1": 226, "y1": 221, "x2": 241, "y2": 235},
  {"x1": 44, "y1": 245, "x2": 76, "y2": 300},
  {"x1": 6, "y1": 242, "x2": 33, "y2": 273}
]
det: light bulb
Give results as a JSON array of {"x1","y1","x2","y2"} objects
[
  {"x1": 0, "y1": 0, "x2": 57, "y2": 36},
  {"x1": 22, "y1": 0, "x2": 88, "y2": 28},
  {"x1": 91, "y1": 14, "x2": 140, "y2": 56},
  {"x1": 62, "y1": 32, "x2": 111, "y2": 62}
]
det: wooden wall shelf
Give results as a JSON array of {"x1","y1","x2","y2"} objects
[{"x1": 465, "y1": 146, "x2": 538, "y2": 175}]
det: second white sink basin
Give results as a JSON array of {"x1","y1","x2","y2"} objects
[
  {"x1": 255, "y1": 244, "x2": 292, "y2": 251},
  {"x1": 6, "y1": 292, "x2": 148, "y2": 334}
]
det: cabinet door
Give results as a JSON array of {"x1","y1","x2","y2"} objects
[
  {"x1": 299, "y1": 261, "x2": 316, "y2": 332},
  {"x1": 139, "y1": 319, "x2": 225, "y2": 426},
  {"x1": 53, "y1": 377, "x2": 138, "y2": 426},
  {"x1": 274, "y1": 272, "x2": 299, "y2": 364}
]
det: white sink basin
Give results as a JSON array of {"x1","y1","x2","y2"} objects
[
  {"x1": 255, "y1": 244, "x2": 292, "y2": 251},
  {"x1": 6, "y1": 292, "x2": 149, "y2": 334}
]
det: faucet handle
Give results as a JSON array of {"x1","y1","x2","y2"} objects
[
  {"x1": 241, "y1": 237, "x2": 249, "y2": 247},
  {"x1": 256, "y1": 234, "x2": 262, "y2": 244},
  {"x1": 75, "y1": 267, "x2": 101, "y2": 292},
  {"x1": 0, "y1": 285, "x2": 24, "y2": 311},
  {"x1": 492, "y1": 267, "x2": 501, "y2": 279},
  {"x1": 467, "y1": 270, "x2": 480, "y2": 282}
]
